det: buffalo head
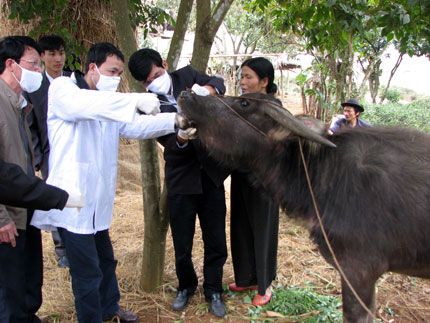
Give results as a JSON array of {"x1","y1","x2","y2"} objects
[{"x1": 177, "y1": 92, "x2": 333, "y2": 167}]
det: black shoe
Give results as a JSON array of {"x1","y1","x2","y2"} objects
[
  {"x1": 172, "y1": 289, "x2": 192, "y2": 311},
  {"x1": 206, "y1": 293, "x2": 226, "y2": 318},
  {"x1": 103, "y1": 308, "x2": 140, "y2": 322}
]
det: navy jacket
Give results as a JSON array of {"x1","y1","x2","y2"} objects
[
  {"x1": 156, "y1": 66, "x2": 230, "y2": 194},
  {"x1": 25, "y1": 71, "x2": 71, "y2": 179}
]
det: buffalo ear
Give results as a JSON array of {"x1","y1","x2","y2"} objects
[
  {"x1": 268, "y1": 127, "x2": 292, "y2": 141},
  {"x1": 295, "y1": 115, "x2": 329, "y2": 136},
  {"x1": 268, "y1": 116, "x2": 328, "y2": 141}
]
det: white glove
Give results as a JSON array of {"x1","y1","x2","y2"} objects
[
  {"x1": 178, "y1": 127, "x2": 197, "y2": 140},
  {"x1": 65, "y1": 188, "x2": 84, "y2": 209},
  {"x1": 191, "y1": 84, "x2": 210, "y2": 96},
  {"x1": 135, "y1": 93, "x2": 161, "y2": 115}
]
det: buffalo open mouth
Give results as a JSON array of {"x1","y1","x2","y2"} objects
[
  {"x1": 178, "y1": 90, "x2": 197, "y2": 117},
  {"x1": 177, "y1": 91, "x2": 198, "y2": 127}
]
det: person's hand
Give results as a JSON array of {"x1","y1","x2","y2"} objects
[
  {"x1": 0, "y1": 221, "x2": 18, "y2": 247},
  {"x1": 65, "y1": 188, "x2": 85, "y2": 210},
  {"x1": 191, "y1": 84, "x2": 210, "y2": 96},
  {"x1": 178, "y1": 127, "x2": 197, "y2": 140},
  {"x1": 175, "y1": 113, "x2": 193, "y2": 130},
  {"x1": 136, "y1": 93, "x2": 161, "y2": 115}
]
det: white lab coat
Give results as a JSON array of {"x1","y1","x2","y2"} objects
[{"x1": 31, "y1": 73, "x2": 176, "y2": 234}]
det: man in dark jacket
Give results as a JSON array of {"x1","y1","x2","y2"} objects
[
  {"x1": 329, "y1": 98, "x2": 371, "y2": 134},
  {"x1": 25, "y1": 34, "x2": 71, "y2": 267},
  {"x1": 129, "y1": 49, "x2": 230, "y2": 318},
  {"x1": 0, "y1": 159, "x2": 70, "y2": 209}
]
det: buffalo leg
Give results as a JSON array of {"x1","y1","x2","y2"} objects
[{"x1": 341, "y1": 275, "x2": 377, "y2": 323}]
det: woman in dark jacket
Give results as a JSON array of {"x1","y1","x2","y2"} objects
[{"x1": 228, "y1": 57, "x2": 280, "y2": 306}]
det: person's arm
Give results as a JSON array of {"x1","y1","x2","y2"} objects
[
  {"x1": 48, "y1": 76, "x2": 138, "y2": 124},
  {"x1": 329, "y1": 117, "x2": 344, "y2": 134},
  {"x1": 184, "y1": 66, "x2": 226, "y2": 95},
  {"x1": 119, "y1": 112, "x2": 177, "y2": 140},
  {"x1": 0, "y1": 159, "x2": 69, "y2": 210}
]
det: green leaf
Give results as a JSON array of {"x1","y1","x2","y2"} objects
[
  {"x1": 295, "y1": 73, "x2": 307, "y2": 85},
  {"x1": 243, "y1": 294, "x2": 253, "y2": 304},
  {"x1": 386, "y1": 32, "x2": 394, "y2": 42},
  {"x1": 325, "y1": 0, "x2": 337, "y2": 7}
]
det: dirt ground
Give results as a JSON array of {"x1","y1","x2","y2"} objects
[{"x1": 37, "y1": 95, "x2": 430, "y2": 322}]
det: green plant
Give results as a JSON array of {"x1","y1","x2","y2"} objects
[
  {"x1": 246, "y1": 286, "x2": 342, "y2": 322},
  {"x1": 364, "y1": 98, "x2": 430, "y2": 132},
  {"x1": 380, "y1": 87, "x2": 402, "y2": 103}
]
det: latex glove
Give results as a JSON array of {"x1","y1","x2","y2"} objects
[
  {"x1": 175, "y1": 113, "x2": 193, "y2": 130},
  {"x1": 178, "y1": 128, "x2": 197, "y2": 140},
  {"x1": 191, "y1": 84, "x2": 210, "y2": 96},
  {"x1": 65, "y1": 188, "x2": 85, "y2": 209},
  {"x1": 136, "y1": 93, "x2": 161, "y2": 115}
]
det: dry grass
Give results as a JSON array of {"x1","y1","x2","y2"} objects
[{"x1": 38, "y1": 188, "x2": 430, "y2": 322}]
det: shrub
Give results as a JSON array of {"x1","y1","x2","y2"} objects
[
  {"x1": 382, "y1": 88, "x2": 402, "y2": 103},
  {"x1": 363, "y1": 98, "x2": 430, "y2": 133}
]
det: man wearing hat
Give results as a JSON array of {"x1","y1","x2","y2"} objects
[{"x1": 329, "y1": 98, "x2": 370, "y2": 134}]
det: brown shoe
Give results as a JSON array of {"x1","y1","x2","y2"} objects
[{"x1": 103, "y1": 308, "x2": 140, "y2": 322}]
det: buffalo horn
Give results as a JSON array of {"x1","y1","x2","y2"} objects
[{"x1": 264, "y1": 104, "x2": 336, "y2": 148}]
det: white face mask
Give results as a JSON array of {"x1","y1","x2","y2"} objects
[
  {"x1": 12, "y1": 62, "x2": 43, "y2": 93},
  {"x1": 94, "y1": 65, "x2": 120, "y2": 92},
  {"x1": 147, "y1": 70, "x2": 171, "y2": 95}
]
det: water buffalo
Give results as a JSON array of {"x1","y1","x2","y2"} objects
[{"x1": 177, "y1": 91, "x2": 430, "y2": 322}]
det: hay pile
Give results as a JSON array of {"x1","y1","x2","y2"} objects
[
  {"x1": 0, "y1": 0, "x2": 116, "y2": 49},
  {"x1": 0, "y1": 0, "x2": 131, "y2": 92}
]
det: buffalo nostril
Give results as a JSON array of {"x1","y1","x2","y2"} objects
[{"x1": 180, "y1": 90, "x2": 190, "y2": 98}]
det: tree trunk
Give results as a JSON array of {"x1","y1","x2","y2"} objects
[
  {"x1": 111, "y1": 0, "x2": 168, "y2": 292},
  {"x1": 380, "y1": 53, "x2": 403, "y2": 103},
  {"x1": 190, "y1": 0, "x2": 234, "y2": 72},
  {"x1": 369, "y1": 59, "x2": 381, "y2": 103},
  {"x1": 166, "y1": 0, "x2": 194, "y2": 71}
]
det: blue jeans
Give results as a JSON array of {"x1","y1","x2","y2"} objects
[{"x1": 58, "y1": 228, "x2": 120, "y2": 323}]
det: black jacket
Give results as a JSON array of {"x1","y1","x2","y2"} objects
[
  {"x1": 0, "y1": 159, "x2": 68, "y2": 210},
  {"x1": 156, "y1": 66, "x2": 230, "y2": 194},
  {"x1": 25, "y1": 71, "x2": 71, "y2": 179}
]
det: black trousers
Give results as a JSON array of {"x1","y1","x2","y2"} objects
[
  {"x1": 230, "y1": 171, "x2": 279, "y2": 296},
  {"x1": 0, "y1": 211, "x2": 42, "y2": 323},
  {"x1": 168, "y1": 174, "x2": 227, "y2": 298}
]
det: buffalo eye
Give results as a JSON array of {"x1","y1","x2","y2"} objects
[{"x1": 240, "y1": 99, "x2": 249, "y2": 107}]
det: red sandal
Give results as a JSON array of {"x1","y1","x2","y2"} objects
[
  {"x1": 228, "y1": 283, "x2": 258, "y2": 292},
  {"x1": 252, "y1": 291, "x2": 272, "y2": 306}
]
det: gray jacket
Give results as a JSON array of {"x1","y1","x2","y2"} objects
[{"x1": 0, "y1": 77, "x2": 35, "y2": 230}]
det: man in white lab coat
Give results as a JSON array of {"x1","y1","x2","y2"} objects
[{"x1": 31, "y1": 42, "x2": 183, "y2": 322}]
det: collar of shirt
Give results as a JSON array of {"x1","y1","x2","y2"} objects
[
  {"x1": 19, "y1": 95, "x2": 27, "y2": 109},
  {"x1": 45, "y1": 70, "x2": 63, "y2": 83},
  {"x1": 165, "y1": 84, "x2": 181, "y2": 111}
]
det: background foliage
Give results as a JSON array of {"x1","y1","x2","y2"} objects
[{"x1": 364, "y1": 98, "x2": 430, "y2": 132}]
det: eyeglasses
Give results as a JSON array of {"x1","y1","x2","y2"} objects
[{"x1": 19, "y1": 59, "x2": 42, "y2": 69}]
